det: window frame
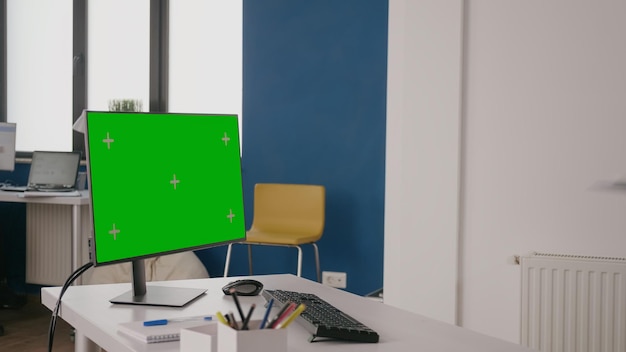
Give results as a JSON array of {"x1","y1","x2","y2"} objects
[
  {"x1": 73, "y1": 0, "x2": 87, "y2": 154},
  {"x1": 1, "y1": 0, "x2": 7, "y2": 124},
  {"x1": 150, "y1": 0, "x2": 168, "y2": 113}
]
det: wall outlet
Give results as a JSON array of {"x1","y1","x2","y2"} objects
[{"x1": 322, "y1": 271, "x2": 347, "y2": 288}]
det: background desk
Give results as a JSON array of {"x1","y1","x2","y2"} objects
[
  {"x1": 0, "y1": 190, "x2": 90, "y2": 285},
  {"x1": 41, "y1": 274, "x2": 533, "y2": 352}
]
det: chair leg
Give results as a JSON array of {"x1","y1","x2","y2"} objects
[
  {"x1": 312, "y1": 243, "x2": 321, "y2": 282},
  {"x1": 224, "y1": 243, "x2": 233, "y2": 277},
  {"x1": 295, "y1": 246, "x2": 303, "y2": 277},
  {"x1": 228, "y1": 242, "x2": 319, "y2": 280},
  {"x1": 247, "y1": 244, "x2": 254, "y2": 275}
]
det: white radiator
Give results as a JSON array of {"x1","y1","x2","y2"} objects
[
  {"x1": 520, "y1": 253, "x2": 626, "y2": 352},
  {"x1": 26, "y1": 203, "x2": 91, "y2": 285}
]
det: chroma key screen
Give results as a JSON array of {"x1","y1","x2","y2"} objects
[{"x1": 85, "y1": 111, "x2": 245, "y2": 266}]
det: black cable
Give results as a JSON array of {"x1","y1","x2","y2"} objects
[
  {"x1": 48, "y1": 261, "x2": 93, "y2": 351},
  {"x1": 48, "y1": 262, "x2": 92, "y2": 351},
  {"x1": 47, "y1": 261, "x2": 93, "y2": 352},
  {"x1": 49, "y1": 262, "x2": 93, "y2": 346}
]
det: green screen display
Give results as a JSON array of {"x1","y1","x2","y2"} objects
[{"x1": 85, "y1": 111, "x2": 245, "y2": 265}]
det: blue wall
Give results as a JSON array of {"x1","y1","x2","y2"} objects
[
  {"x1": 1, "y1": 0, "x2": 388, "y2": 297},
  {"x1": 199, "y1": 0, "x2": 388, "y2": 296}
]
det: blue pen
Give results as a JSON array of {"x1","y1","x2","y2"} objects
[
  {"x1": 259, "y1": 298, "x2": 274, "y2": 329},
  {"x1": 143, "y1": 315, "x2": 214, "y2": 326}
]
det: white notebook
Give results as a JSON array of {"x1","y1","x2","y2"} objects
[{"x1": 118, "y1": 318, "x2": 215, "y2": 344}]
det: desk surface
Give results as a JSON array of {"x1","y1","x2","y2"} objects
[
  {"x1": 0, "y1": 189, "x2": 90, "y2": 205},
  {"x1": 41, "y1": 274, "x2": 532, "y2": 352}
]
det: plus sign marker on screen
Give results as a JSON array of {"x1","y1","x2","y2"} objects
[{"x1": 85, "y1": 111, "x2": 245, "y2": 266}]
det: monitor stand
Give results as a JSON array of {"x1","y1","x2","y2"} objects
[{"x1": 109, "y1": 259, "x2": 206, "y2": 307}]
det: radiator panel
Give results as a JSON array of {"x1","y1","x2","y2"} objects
[
  {"x1": 521, "y1": 255, "x2": 626, "y2": 352},
  {"x1": 26, "y1": 203, "x2": 91, "y2": 285}
]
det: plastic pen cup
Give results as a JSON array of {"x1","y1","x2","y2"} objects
[{"x1": 217, "y1": 319, "x2": 287, "y2": 352}]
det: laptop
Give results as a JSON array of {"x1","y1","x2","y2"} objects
[
  {"x1": 1, "y1": 151, "x2": 81, "y2": 192},
  {"x1": 0, "y1": 122, "x2": 17, "y2": 171}
]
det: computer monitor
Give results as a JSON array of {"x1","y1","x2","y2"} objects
[
  {"x1": 0, "y1": 122, "x2": 17, "y2": 172},
  {"x1": 84, "y1": 111, "x2": 246, "y2": 306}
]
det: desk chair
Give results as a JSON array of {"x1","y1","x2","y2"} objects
[{"x1": 224, "y1": 183, "x2": 325, "y2": 282}]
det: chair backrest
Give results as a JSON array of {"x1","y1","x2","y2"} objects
[{"x1": 250, "y1": 183, "x2": 325, "y2": 238}]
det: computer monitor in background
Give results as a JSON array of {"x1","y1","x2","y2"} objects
[
  {"x1": 0, "y1": 123, "x2": 17, "y2": 172},
  {"x1": 84, "y1": 111, "x2": 246, "y2": 306}
]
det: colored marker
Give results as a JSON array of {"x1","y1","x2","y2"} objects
[
  {"x1": 275, "y1": 303, "x2": 306, "y2": 329},
  {"x1": 269, "y1": 302, "x2": 297, "y2": 329},
  {"x1": 229, "y1": 288, "x2": 246, "y2": 323},
  {"x1": 259, "y1": 299, "x2": 274, "y2": 329},
  {"x1": 241, "y1": 303, "x2": 256, "y2": 330},
  {"x1": 216, "y1": 311, "x2": 229, "y2": 326}
]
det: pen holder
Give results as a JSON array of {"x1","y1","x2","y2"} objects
[
  {"x1": 217, "y1": 320, "x2": 287, "y2": 352},
  {"x1": 180, "y1": 324, "x2": 218, "y2": 352}
]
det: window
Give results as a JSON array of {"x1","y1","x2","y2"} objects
[
  {"x1": 7, "y1": 0, "x2": 73, "y2": 152},
  {"x1": 88, "y1": 0, "x2": 150, "y2": 113},
  {"x1": 169, "y1": 0, "x2": 243, "y2": 143}
]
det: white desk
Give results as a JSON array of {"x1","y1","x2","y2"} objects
[
  {"x1": 41, "y1": 274, "x2": 534, "y2": 352},
  {"x1": 0, "y1": 190, "x2": 90, "y2": 281}
]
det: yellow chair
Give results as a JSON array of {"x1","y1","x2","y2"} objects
[{"x1": 223, "y1": 183, "x2": 325, "y2": 282}]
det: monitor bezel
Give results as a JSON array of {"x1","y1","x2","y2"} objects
[{"x1": 84, "y1": 110, "x2": 246, "y2": 306}]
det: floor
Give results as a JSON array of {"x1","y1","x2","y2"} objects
[{"x1": 0, "y1": 294, "x2": 74, "y2": 352}]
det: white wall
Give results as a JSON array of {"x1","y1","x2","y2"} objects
[{"x1": 385, "y1": 0, "x2": 626, "y2": 344}]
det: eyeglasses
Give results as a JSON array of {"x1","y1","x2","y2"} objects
[{"x1": 222, "y1": 279, "x2": 264, "y2": 296}]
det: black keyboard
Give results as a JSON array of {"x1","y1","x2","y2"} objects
[{"x1": 262, "y1": 289, "x2": 379, "y2": 343}]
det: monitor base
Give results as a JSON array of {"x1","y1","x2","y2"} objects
[{"x1": 110, "y1": 286, "x2": 206, "y2": 307}]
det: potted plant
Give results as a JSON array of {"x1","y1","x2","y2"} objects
[{"x1": 108, "y1": 99, "x2": 143, "y2": 112}]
